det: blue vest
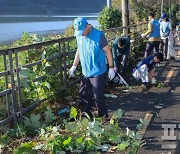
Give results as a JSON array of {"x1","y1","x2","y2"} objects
[
  {"x1": 132, "y1": 56, "x2": 155, "y2": 73},
  {"x1": 76, "y1": 27, "x2": 106, "y2": 77},
  {"x1": 161, "y1": 21, "x2": 170, "y2": 37},
  {"x1": 149, "y1": 19, "x2": 160, "y2": 38}
]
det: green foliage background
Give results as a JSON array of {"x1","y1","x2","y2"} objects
[
  {"x1": 111, "y1": 0, "x2": 179, "y2": 27},
  {"x1": 98, "y1": 7, "x2": 122, "y2": 30}
]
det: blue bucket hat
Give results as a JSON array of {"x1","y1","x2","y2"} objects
[
  {"x1": 161, "y1": 13, "x2": 167, "y2": 19},
  {"x1": 73, "y1": 17, "x2": 87, "y2": 36}
]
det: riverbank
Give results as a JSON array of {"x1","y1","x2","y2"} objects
[
  {"x1": 0, "y1": 29, "x2": 65, "y2": 46},
  {"x1": 0, "y1": 15, "x2": 98, "y2": 46}
]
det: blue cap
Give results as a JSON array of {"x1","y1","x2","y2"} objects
[
  {"x1": 161, "y1": 13, "x2": 167, "y2": 19},
  {"x1": 73, "y1": 17, "x2": 87, "y2": 36}
]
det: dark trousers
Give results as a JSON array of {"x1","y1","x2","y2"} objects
[
  {"x1": 144, "y1": 41, "x2": 160, "y2": 57},
  {"x1": 116, "y1": 54, "x2": 127, "y2": 77},
  {"x1": 79, "y1": 73, "x2": 108, "y2": 117},
  {"x1": 160, "y1": 38, "x2": 168, "y2": 59}
]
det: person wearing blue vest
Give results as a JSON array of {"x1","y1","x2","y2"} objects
[
  {"x1": 69, "y1": 17, "x2": 115, "y2": 118},
  {"x1": 159, "y1": 13, "x2": 172, "y2": 60},
  {"x1": 141, "y1": 12, "x2": 161, "y2": 58},
  {"x1": 112, "y1": 36, "x2": 130, "y2": 77},
  {"x1": 132, "y1": 52, "x2": 163, "y2": 88}
]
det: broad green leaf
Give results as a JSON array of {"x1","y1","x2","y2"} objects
[
  {"x1": 112, "y1": 109, "x2": 123, "y2": 119},
  {"x1": 136, "y1": 123, "x2": 143, "y2": 130},
  {"x1": 76, "y1": 137, "x2": 85, "y2": 150},
  {"x1": 118, "y1": 141, "x2": 129, "y2": 150},
  {"x1": 63, "y1": 137, "x2": 72, "y2": 146},
  {"x1": 86, "y1": 140, "x2": 95, "y2": 151},
  {"x1": 63, "y1": 119, "x2": 68, "y2": 125},
  {"x1": 104, "y1": 124, "x2": 115, "y2": 132},
  {"x1": 23, "y1": 117, "x2": 31, "y2": 127},
  {"x1": 45, "y1": 108, "x2": 55, "y2": 124},
  {"x1": 110, "y1": 118, "x2": 114, "y2": 125},
  {"x1": 19, "y1": 67, "x2": 35, "y2": 79},
  {"x1": 81, "y1": 118, "x2": 89, "y2": 128},
  {"x1": 30, "y1": 114, "x2": 40, "y2": 128},
  {"x1": 109, "y1": 134, "x2": 122, "y2": 144},
  {"x1": 131, "y1": 141, "x2": 143, "y2": 148},
  {"x1": 94, "y1": 121, "x2": 104, "y2": 134},
  {"x1": 0, "y1": 134, "x2": 7, "y2": 145},
  {"x1": 20, "y1": 78, "x2": 29, "y2": 88},
  {"x1": 66, "y1": 122, "x2": 77, "y2": 131},
  {"x1": 157, "y1": 82, "x2": 164, "y2": 88},
  {"x1": 14, "y1": 142, "x2": 36, "y2": 154},
  {"x1": 135, "y1": 132, "x2": 142, "y2": 140},
  {"x1": 76, "y1": 137, "x2": 83, "y2": 144},
  {"x1": 126, "y1": 127, "x2": 135, "y2": 138},
  {"x1": 70, "y1": 107, "x2": 77, "y2": 119},
  {"x1": 128, "y1": 150, "x2": 137, "y2": 154}
]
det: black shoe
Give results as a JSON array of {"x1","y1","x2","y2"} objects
[{"x1": 141, "y1": 82, "x2": 151, "y2": 88}]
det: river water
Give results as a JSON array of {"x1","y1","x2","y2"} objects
[{"x1": 0, "y1": 14, "x2": 98, "y2": 46}]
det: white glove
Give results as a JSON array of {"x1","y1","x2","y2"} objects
[
  {"x1": 114, "y1": 67, "x2": 118, "y2": 72},
  {"x1": 69, "y1": 66, "x2": 77, "y2": 77},
  {"x1": 141, "y1": 34, "x2": 145, "y2": 38},
  {"x1": 151, "y1": 77, "x2": 157, "y2": 84},
  {"x1": 108, "y1": 68, "x2": 115, "y2": 81},
  {"x1": 162, "y1": 33, "x2": 166, "y2": 37}
]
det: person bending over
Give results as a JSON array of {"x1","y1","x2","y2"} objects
[
  {"x1": 132, "y1": 52, "x2": 163, "y2": 88},
  {"x1": 112, "y1": 36, "x2": 130, "y2": 78}
]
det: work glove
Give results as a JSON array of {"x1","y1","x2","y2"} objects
[
  {"x1": 162, "y1": 33, "x2": 166, "y2": 37},
  {"x1": 69, "y1": 66, "x2": 77, "y2": 77},
  {"x1": 151, "y1": 77, "x2": 157, "y2": 84},
  {"x1": 141, "y1": 34, "x2": 145, "y2": 38},
  {"x1": 108, "y1": 68, "x2": 115, "y2": 81}
]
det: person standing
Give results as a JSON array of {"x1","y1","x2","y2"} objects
[
  {"x1": 112, "y1": 36, "x2": 130, "y2": 77},
  {"x1": 160, "y1": 13, "x2": 172, "y2": 60},
  {"x1": 69, "y1": 17, "x2": 115, "y2": 118},
  {"x1": 141, "y1": 12, "x2": 161, "y2": 58}
]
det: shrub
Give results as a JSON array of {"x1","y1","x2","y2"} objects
[{"x1": 98, "y1": 7, "x2": 122, "y2": 30}]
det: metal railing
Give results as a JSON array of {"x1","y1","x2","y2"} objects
[{"x1": 0, "y1": 22, "x2": 147, "y2": 127}]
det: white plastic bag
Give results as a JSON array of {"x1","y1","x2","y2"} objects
[{"x1": 167, "y1": 34, "x2": 177, "y2": 60}]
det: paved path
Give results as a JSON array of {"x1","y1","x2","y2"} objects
[{"x1": 106, "y1": 36, "x2": 180, "y2": 154}]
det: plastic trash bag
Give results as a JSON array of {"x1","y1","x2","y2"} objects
[
  {"x1": 57, "y1": 108, "x2": 70, "y2": 115},
  {"x1": 167, "y1": 34, "x2": 177, "y2": 60}
]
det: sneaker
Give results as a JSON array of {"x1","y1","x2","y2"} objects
[{"x1": 141, "y1": 82, "x2": 151, "y2": 88}]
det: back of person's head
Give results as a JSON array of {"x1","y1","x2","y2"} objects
[
  {"x1": 154, "y1": 52, "x2": 163, "y2": 62},
  {"x1": 161, "y1": 13, "x2": 167, "y2": 19},
  {"x1": 118, "y1": 38, "x2": 126, "y2": 47},
  {"x1": 148, "y1": 12, "x2": 154, "y2": 18}
]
